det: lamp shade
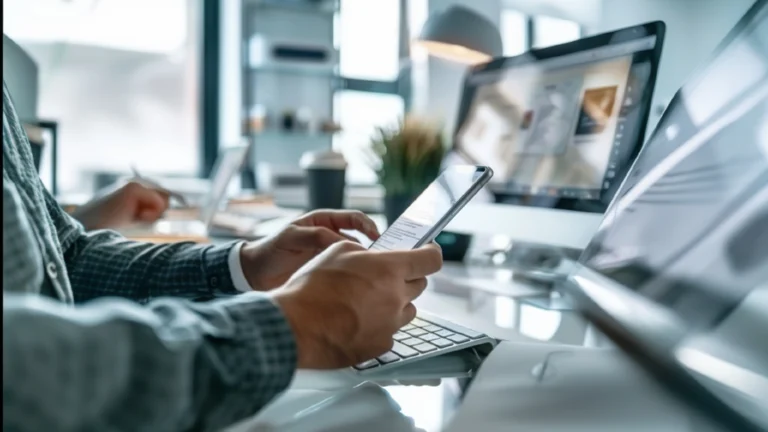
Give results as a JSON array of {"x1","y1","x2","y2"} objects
[{"x1": 414, "y1": 5, "x2": 503, "y2": 65}]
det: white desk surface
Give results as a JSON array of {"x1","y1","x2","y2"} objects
[{"x1": 209, "y1": 208, "x2": 602, "y2": 432}]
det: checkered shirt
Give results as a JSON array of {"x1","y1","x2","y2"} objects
[{"x1": 2, "y1": 81, "x2": 297, "y2": 431}]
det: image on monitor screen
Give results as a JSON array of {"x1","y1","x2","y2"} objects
[{"x1": 453, "y1": 29, "x2": 661, "y2": 210}]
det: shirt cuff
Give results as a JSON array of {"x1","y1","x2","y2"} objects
[{"x1": 228, "y1": 241, "x2": 253, "y2": 292}]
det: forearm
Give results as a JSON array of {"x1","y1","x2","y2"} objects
[
  {"x1": 64, "y1": 229, "x2": 240, "y2": 303},
  {"x1": 41, "y1": 185, "x2": 241, "y2": 303},
  {"x1": 3, "y1": 292, "x2": 296, "y2": 432}
]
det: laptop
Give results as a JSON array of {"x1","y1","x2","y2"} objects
[
  {"x1": 564, "y1": 2, "x2": 768, "y2": 430},
  {"x1": 352, "y1": 21, "x2": 666, "y2": 375},
  {"x1": 119, "y1": 145, "x2": 288, "y2": 242}
]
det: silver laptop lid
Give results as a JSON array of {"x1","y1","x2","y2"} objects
[
  {"x1": 199, "y1": 145, "x2": 249, "y2": 228},
  {"x1": 567, "y1": 1, "x2": 768, "y2": 430}
]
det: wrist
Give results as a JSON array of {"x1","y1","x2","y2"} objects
[
  {"x1": 239, "y1": 242, "x2": 268, "y2": 291},
  {"x1": 272, "y1": 290, "x2": 314, "y2": 369}
]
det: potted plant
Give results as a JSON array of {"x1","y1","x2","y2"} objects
[{"x1": 366, "y1": 116, "x2": 446, "y2": 225}]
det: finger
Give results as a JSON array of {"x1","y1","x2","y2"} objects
[
  {"x1": 125, "y1": 182, "x2": 170, "y2": 213},
  {"x1": 405, "y1": 277, "x2": 429, "y2": 300},
  {"x1": 339, "y1": 232, "x2": 361, "y2": 244},
  {"x1": 381, "y1": 243, "x2": 443, "y2": 281},
  {"x1": 291, "y1": 226, "x2": 348, "y2": 250},
  {"x1": 399, "y1": 302, "x2": 417, "y2": 328},
  {"x1": 299, "y1": 210, "x2": 380, "y2": 240},
  {"x1": 137, "y1": 208, "x2": 164, "y2": 223}
]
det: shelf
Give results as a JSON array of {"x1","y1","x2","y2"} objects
[
  {"x1": 250, "y1": 130, "x2": 337, "y2": 139},
  {"x1": 245, "y1": 0, "x2": 339, "y2": 15},
  {"x1": 249, "y1": 64, "x2": 340, "y2": 79}
]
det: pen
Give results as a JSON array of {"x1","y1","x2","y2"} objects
[{"x1": 130, "y1": 165, "x2": 189, "y2": 207}]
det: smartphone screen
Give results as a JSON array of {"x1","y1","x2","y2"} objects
[{"x1": 369, "y1": 166, "x2": 492, "y2": 252}]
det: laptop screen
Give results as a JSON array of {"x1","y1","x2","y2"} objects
[
  {"x1": 570, "y1": 2, "x2": 768, "y2": 430},
  {"x1": 579, "y1": 1, "x2": 768, "y2": 330}
]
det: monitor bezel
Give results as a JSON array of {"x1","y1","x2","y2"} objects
[{"x1": 451, "y1": 21, "x2": 666, "y2": 214}]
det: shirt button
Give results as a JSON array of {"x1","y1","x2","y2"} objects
[{"x1": 46, "y1": 262, "x2": 58, "y2": 278}]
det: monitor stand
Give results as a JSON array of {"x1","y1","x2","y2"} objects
[{"x1": 495, "y1": 241, "x2": 581, "y2": 287}]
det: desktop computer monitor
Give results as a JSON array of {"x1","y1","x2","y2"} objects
[{"x1": 444, "y1": 22, "x2": 665, "y2": 250}]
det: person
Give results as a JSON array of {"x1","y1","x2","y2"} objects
[{"x1": 2, "y1": 81, "x2": 444, "y2": 431}]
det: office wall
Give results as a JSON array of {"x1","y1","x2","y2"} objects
[
  {"x1": 594, "y1": 0, "x2": 755, "y2": 131},
  {"x1": 420, "y1": 0, "x2": 503, "y2": 139}
]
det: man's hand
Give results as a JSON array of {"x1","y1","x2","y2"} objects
[
  {"x1": 71, "y1": 181, "x2": 170, "y2": 230},
  {"x1": 271, "y1": 241, "x2": 443, "y2": 369},
  {"x1": 239, "y1": 210, "x2": 380, "y2": 291}
]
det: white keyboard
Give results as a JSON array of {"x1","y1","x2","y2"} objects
[{"x1": 353, "y1": 311, "x2": 496, "y2": 374}]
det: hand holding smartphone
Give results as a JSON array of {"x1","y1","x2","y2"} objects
[{"x1": 370, "y1": 165, "x2": 493, "y2": 252}]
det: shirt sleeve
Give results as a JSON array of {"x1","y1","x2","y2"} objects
[
  {"x1": 42, "y1": 188, "x2": 244, "y2": 304},
  {"x1": 2, "y1": 291, "x2": 297, "y2": 432},
  {"x1": 228, "y1": 241, "x2": 254, "y2": 292}
]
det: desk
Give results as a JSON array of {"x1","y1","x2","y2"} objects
[{"x1": 209, "y1": 211, "x2": 599, "y2": 432}]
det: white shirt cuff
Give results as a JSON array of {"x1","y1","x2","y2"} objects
[{"x1": 228, "y1": 241, "x2": 253, "y2": 292}]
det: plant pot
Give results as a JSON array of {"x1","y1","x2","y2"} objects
[{"x1": 384, "y1": 194, "x2": 418, "y2": 226}]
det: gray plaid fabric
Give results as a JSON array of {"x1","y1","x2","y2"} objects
[{"x1": 2, "y1": 82, "x2": 297, "y2": 431}]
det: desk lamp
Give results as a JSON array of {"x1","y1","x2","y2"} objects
[{"x1": 413, "y1": 5, "x2": 503, "y2": 64}]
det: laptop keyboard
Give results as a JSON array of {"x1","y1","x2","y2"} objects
[{"x1": 353, "y1": 315, "x2": 489, "y2": 372}]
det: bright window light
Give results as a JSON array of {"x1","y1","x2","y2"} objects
[
  {"x1": 533, "y1": 15, "x2": 581, "y2": 49},
  {"x1": 3, "y1": 0, "x2": 187, "y2": 54},
  {"x1": 338, "y1": 0, "x2": 400, "y2": 80},
  {"x1": 501, "y1": 10, "x2": 528, "y2": 56}
]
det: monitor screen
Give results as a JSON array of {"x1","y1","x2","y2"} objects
[{"x1": 452, "y1": 22, "x2": 664, "y2": 213}]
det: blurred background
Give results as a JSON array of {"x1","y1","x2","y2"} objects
[{"x1": 3, "y1": 0, "x2": 754, "y2": 198}]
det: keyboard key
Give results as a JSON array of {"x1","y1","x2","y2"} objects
[
  {"x1": 432, "y1": 338, "x2": 452, "y2": 348},
  {"x1": 410, "y1": 318, "x2": 429, "y2": 327},
  {"x1": 401, "y1": 324, "x2": 416, "y2": 331},
  {"x1": 423, "y1": 325, "x2": 443, "y2": 333},
  {"x1": 377, "y1": 352, "x2": 401, "y2": 364},
  {"x1": 391, "y1": 342, "x2": 418, "y2": 358},
  {"x1": 413, "y1": 342, "x2": 437, "y2": 353},
  {"x1": 445, "y1": 323, "x2": 484, "y2": 339},
  {"x1": 393, "y1": 332, "x2": 409, "y2": 341},
  {"x1": 448, "y1": 334, "x2": 470, "y2": 344},
  {"x1": 406, "y1": 328, "x2": 428, "y2": 337},
  {"x1": 354, "y1": 359, "x2": 379, "y2": 370},
  {"x1": 435, "y1": 329, "x2": 455, "y2": 338},
  {"x1": 421, "y1": 333, "x2": 439, "y2": 342},
  {"x1": 401, "y1": 337, "x2": 422, "y2": 347}
]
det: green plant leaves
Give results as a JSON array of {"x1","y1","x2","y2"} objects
[{"x1": 367, "y1": 117, "x2": 446, "y2": 196}]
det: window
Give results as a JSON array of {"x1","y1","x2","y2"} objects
[
  {"x1": 334, "y1": 0, "x2": 404, "y2": 184},
  {"x1": 4, "y1": 0, "x2": 201, "y2": 194},
  {"x1": 533, "y1": 15, "x2": 582, "y2": 49},
  {"x1": 501, "y1": 10, "x2": 528, "y2": 56},
  {"x1": 338, "y1": 0, "x2": 401, "y2": 81},
  {"x1": 501, "y1": 9, "x2": 583, "y2": 54},
  {"x1": 334, "y1": 91, "x2": 404, "y2": 184}
]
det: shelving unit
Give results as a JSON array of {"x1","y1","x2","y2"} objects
[{"x1": 240, "y1": 0, "x2": 341, "y2": 190}]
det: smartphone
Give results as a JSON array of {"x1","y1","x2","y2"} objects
[{"x1": 369, "y1": 165, "x2": 493, "y2": 251}]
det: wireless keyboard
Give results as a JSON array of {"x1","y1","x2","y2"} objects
[{"x1": 353, "y1": 311, "x2": 497, "y2": 374}]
